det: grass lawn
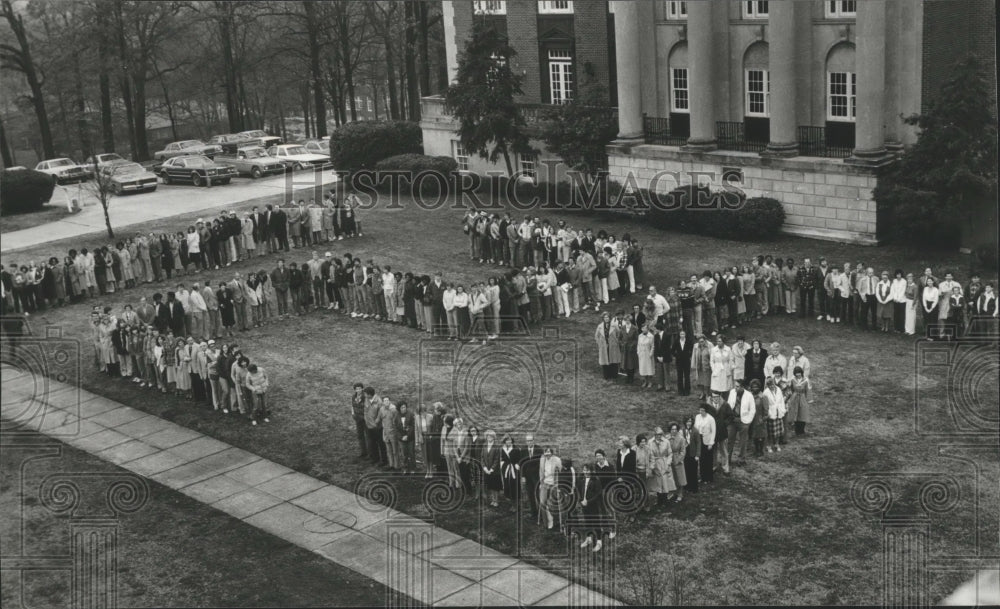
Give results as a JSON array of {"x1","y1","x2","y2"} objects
[
  {"x1": 3, "y1": 190, "x2": 997, "y2": 605},
  {"x1": 0, "y1": 205, "x2": 71, "y2": 235},
  {"x1": 0, "y1": 434, "x2": 391, "y2": 608}
]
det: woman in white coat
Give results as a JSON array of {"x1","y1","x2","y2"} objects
[
  {"x1": 710, "y1": 334, "x2": 734, "y2": 394},
  {"x1": 637, "y1": 324, "x2": 656, "y2": 388}
]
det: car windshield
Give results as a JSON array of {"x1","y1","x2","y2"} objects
[
  {"x1": 244, "y1": 130, "x2": 266, "y2": 138},
  {"x1": 184, "y1": 157, "x2": 212, "y2": 167},
  {"x1": 100, "y1": 154, "x2": 124, "y2": 162},
  {"x1": 241, "y1": 148, "x2": 266, "y2": 159},
  {"x1": 284, "y1": 146, "x2": 307, "y2": 155},
  {"x1": 113, "y1": 163, "x2": 145, "y2": 175},
  {"x1": 310, "y1": 142, "x2": 329, "y2": 152},
  {"x1": 179, "y1": 141, "x2": 202, "y2": 149},
  {"x1": 49, "y1": 159, "x2": 74, "y2": 167}
]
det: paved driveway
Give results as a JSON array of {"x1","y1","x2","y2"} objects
[{"x1": 2, "y1": 170, "x2": 341, "y2": 253}]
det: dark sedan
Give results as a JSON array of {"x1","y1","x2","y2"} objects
[{"x1": 155, "y1": 155, "x2": 237, "y2": 186}]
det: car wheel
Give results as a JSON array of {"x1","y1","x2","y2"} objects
[
  {"x1": 112, "y1": 183, "x2": 122, "y2": 196},
  {"x1": 192, "y1": 173, "x2": 203, "y2": 186},
  {"x1": 160, "y1": 172, "x2": 171, "y2": 185},
  {"x1": 251, "y1": 166, "x2": 262, "y2": 179},
  {"x1": 221, "y1": 178, "x2": 231, "y2": 185}
]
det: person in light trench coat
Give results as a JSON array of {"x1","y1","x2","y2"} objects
[
  {"x1": 646, "y1": 426, "x2": 676, "y2": 509},
  {"x1": 594, "y1": 311, "x2": 622, "y2": 380}
]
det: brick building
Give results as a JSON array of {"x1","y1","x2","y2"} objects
[
  {"x1": 422, "y1": 1, "x2": 996, "y2": 245},
  {"x1": 421, "y1": 0, "x2": 615, "y2": 183}
]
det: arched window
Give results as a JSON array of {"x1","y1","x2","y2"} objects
[
  {"x1": 826, "y1": 43, "x2": 856, "y2": 122},
  {"x1": 743, "y1": 42, "x2": 769, "y2": 118},
  {"x1": 667, "y1": 42, "x2": 690, "y2": 139}
]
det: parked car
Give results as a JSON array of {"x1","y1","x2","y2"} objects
[
  {"x1": 83, "y1": 152, "x2": 130, "y2": 175},
  {"x1": 34, "y1": 158, "x2": 90, "y2": 184},
  {"x1": 214, "y1": 146, "x2": 287, "y2": 179},
  {"x1": 152, "y1": 140, "x2": 223, "y2": 161},
  {"x1": 207, "y1": 133, "x2": 253, "y2": 155},
  {"x1": 302, "y1": 139, "x2": 330, "y2": 156},
  {"x1": 154, "y1": 155, "x2": 237, "y2": 186},
  {"x1": 239, "y1": 129, "x2": 282, "y2": 148},
  {"x1": 266, "y1": 144, "x2": 329, "y2": 170},
  {"x1": 105, "y1": 162, "x2": 158, "y2": 195}
]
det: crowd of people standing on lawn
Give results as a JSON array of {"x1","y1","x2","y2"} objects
[
  {"x1": 0, "y1": 192, "x2": 363, "y2": 314},
  {"x1": 349, "y1": 362, "x2": 808, "y2": 552}
]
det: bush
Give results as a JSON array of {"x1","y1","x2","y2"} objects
[
  {"x1": 631, "y1": 186, "x2": 784, "y2": 240},
  {"x1": 729, "y1": 197, "x2": 786, "y2": 239},
  {"x1": 328, "y1": 120, "x2": 422, "y2": 173},
  {"x1": 0, "y1": 169, "x2": 56, "y2": 215},
  {"x1": 374, "y1": 153, "x2": 457, "y2": 175}
]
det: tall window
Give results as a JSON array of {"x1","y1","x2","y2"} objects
[
  {"x1": 827, "y1": 72, "x2": 856, "y2": 121},
  {"x1": 548, "y1": 49, "x2": 573, "y2": 104},
  {"x1": 671, "y1": 68, "x2": 689, "y2": 112},
  {"x1": 452, "y1": 141, "x2": 470, "y2": 171},
  {"x1": 519, "y1": 153, "x2": 538, "y2": 182},
  {"x1": 745, "y1": 69, "x2": 770, "y2": 116},
  {"x1": 366, "y1": 98, "x2": 373, "y2": 111},
  {"x1": 664, "y1": 1, "x2": 687, "y2": 19},
  {"x1": 538, "y1": 1, "x2": 573, "y2": 14},
  {"x1": 743, "y1": 1, "x2": 768, "y2": 18},
  {"x1": 473, "y1": 0, "x2": 506, "y2": 15},
  {"x1": 826, "y1": 0, "x2": 856, "y2": 18}
]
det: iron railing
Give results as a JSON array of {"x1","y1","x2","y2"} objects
[
  {"x1": 715, "y1": 121, "x2": 767, "y2": 153},
  {"x1": 796, "y1": 125, "x2": 853, "y2": 158},
  {"x1": 642, "y1": 115, "x2": 687, "y2": 146}
]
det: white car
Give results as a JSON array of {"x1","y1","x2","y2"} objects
[
  {"x1": 83, "y1": 152, "x2": 130, "y2": 175},
  {"x1": 302, "y1": 139, "x2": 330, "y2": 156},
  {"x1": 34, "y1": 158, "x2": 90, "y2": 184},
  {"x1": 266, "y1": 144, "x2": 329, "y2": 170}
]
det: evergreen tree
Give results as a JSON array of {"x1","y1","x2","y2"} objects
[
  {"x1": 874, "y1": 55, "x2": 998, "y2": 249},
  {"x1": 541, "y1": 78, "x2": 617, "y2": 184},
  {"x1": 443, "y1": 20, "x2": 532, "y2": 176}
]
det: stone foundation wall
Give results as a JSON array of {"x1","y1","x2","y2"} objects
[{"x1": 607, "y1": 143, "x2": 880, "y2": 245}]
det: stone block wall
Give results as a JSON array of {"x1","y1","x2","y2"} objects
[{"x1": 606, "y1": 144, "x2": 880, "y2": 244}]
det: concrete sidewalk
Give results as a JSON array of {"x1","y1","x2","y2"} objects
[
  {"x1": 1, "y1": 170, "x2": 341, "y2": 253},
  {"x1": 0, "y1": 364, "x2": 618, "y2": 607}
]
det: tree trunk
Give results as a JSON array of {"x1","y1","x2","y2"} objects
[
  {"x1": 96, "y1": 9, "x2": 115, "y2": 153},
  {"x1": 133, "y1": 75, "x2": 149, "y2": 161},
  {"x1": 156, "y1": 66, "x2": 179, "y2": 141},
  {"x1": 1, "y1": 0, "x2": 55, "y2": 157},
  {"x1": 501, "y1": 148, "x2": 513, "y2": 177},
  {"x1": 114, "y1": 1, "x2": 137, "y2": 158},
  {"x1": 381, "y1": 5, "x2": 400, "y2": 120},
  {"x1": 417, "y1": 0, "x2": 431, "y2": 96},
  {"x1": 0, "y1": 115, "x2": 14, "y2": 167},
  {"x1": 218, "y1": 2, "x2": 242, "y2": 132},
  {"x1": 101, "y1": 197, "x2": 114, "y2": 239},
  {"x1": 72, "y1": 54, "x2": 92, "y2": 159},
  {"x1": 303, "y1": 1, "x2": 327, "y2": 137},
  {"x1": 403, "y1": 1, "x2": 420, "y2": 121}
]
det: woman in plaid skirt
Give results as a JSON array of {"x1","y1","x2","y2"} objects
[{"x1": 763, "y1": 375, "x2": 787, "y2": 452}]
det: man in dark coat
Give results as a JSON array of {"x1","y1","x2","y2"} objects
[
  {"x1": 744, "y1": 341, "x2": 769, "y2": 388},
  {"x1": 519, "y1": 434, "x2": 543, "y2": 518},
  {"x1": 671, "y1": 329, "x2": 694, "y2": 395},
  {"x1": 165, "y1": 291, "x2": 185, "y2": 337},
  {"x1": 152, "y1": 292, "x2": 170, "y2": 334},
  {"x1": 425, "y1": 273, "x2": 448, "y2": 336},
  {"x1": 273, "y1": 205, "x2": 290, "y2": 252}
]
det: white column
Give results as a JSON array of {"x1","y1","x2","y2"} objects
[
  {"x1": 850, "y1": 0, "x2": 889, "y2": 163},
  {"x1": 765, "y1": 0, "x2": 798, "y2": 156},
  {"x1": 683, "y1": 0, "x2": 716, "y2": 150},
  {"x1": 613, "y1": 0, "x2": 642, "y2": 140}
]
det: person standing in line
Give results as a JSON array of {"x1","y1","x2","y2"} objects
[
  {"x1": 786, "y1": 366, "x2": 813, "y2": 436},
  {"x1": 595, "y1": 311, "x2": 622, "y2": 381},
  {"x1": 637, "y1": 324, "x2": 656, "y2": 388},
  {"x1": 682, "y1": 416, "x2": 701, "y2": 494},
  {"x1": 671, "y1": 329, "x2": 693, "y2": 396},
  {"x1": 441, "y1": 415, "x2": 460, "y2": 489},
  {"x1": 694, "y1": 404, "x2": 716, "y2": 485},
  {"x1": 499, "y1": 434, "x2": 521, "y2": 513},
  {"x1": 362, "y1": 387, "x2": 386, "y2": 467},
  {"x1": 647, "y1": 427, "x2": 676, "y2": 507},
  {"x1": 537, "y1": 446, "x2": 563, "y2": 530},
  {"x1": 653, "y1": 322, "x2": 672, "y2": 391},
  {"x1": 350, "y1": 383, "x2": 367, "y2": 459},
  {"x1": 876, "y1": 270, "x2": 894, "y2": 333},
  {"x1": 728, "y1": 383, "x2": 755, "y2": 466},
  {"x1": 520, "y1": 435, "x2": 543, "y2": 519},
  {"x1": 691, "y1": 334, "x2": 712, "y2": 400},
  {"x1": 398, "y1": 401, "x2": 416, "y2": 475},
  {"x1": 891, "y1": 269, "x2": 908, "y2": 333},
  {"x1": 763, "y1": 376, "x2": 787, "y2": 452},
  {"x1": 382, "y1": 397, "x2": 401, "y2": 471},
  {"x1": 246, "y1": 363, "x2": 270, "y2": 425}
]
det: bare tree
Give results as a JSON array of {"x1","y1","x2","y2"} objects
[{"x1": 0, "y1": 0, "x2": 54, "y2": 157}]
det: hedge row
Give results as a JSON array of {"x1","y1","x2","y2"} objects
[
  {"x1": 363, "y1": 156, "x2": 786, "y2": 239},
  {"x1": 0, "y1": 169, "x2": 56, "y2": 216},
  {"x1": 328, "y1": 120, "x2": 422, "y2": 173}
]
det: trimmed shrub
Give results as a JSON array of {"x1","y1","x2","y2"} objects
[
  {"x1": 0, "y1": 169, "x2": 56, "y2": 215},
  {"x1": 328, "y1": 120, "x2": 422, "y2": 173},
  {"x1": 374, "y1": 153, "x2": 457, "y2": 175},
  {"x1": 725, "y1": 196, "x2": 785, "y2": 240}
]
